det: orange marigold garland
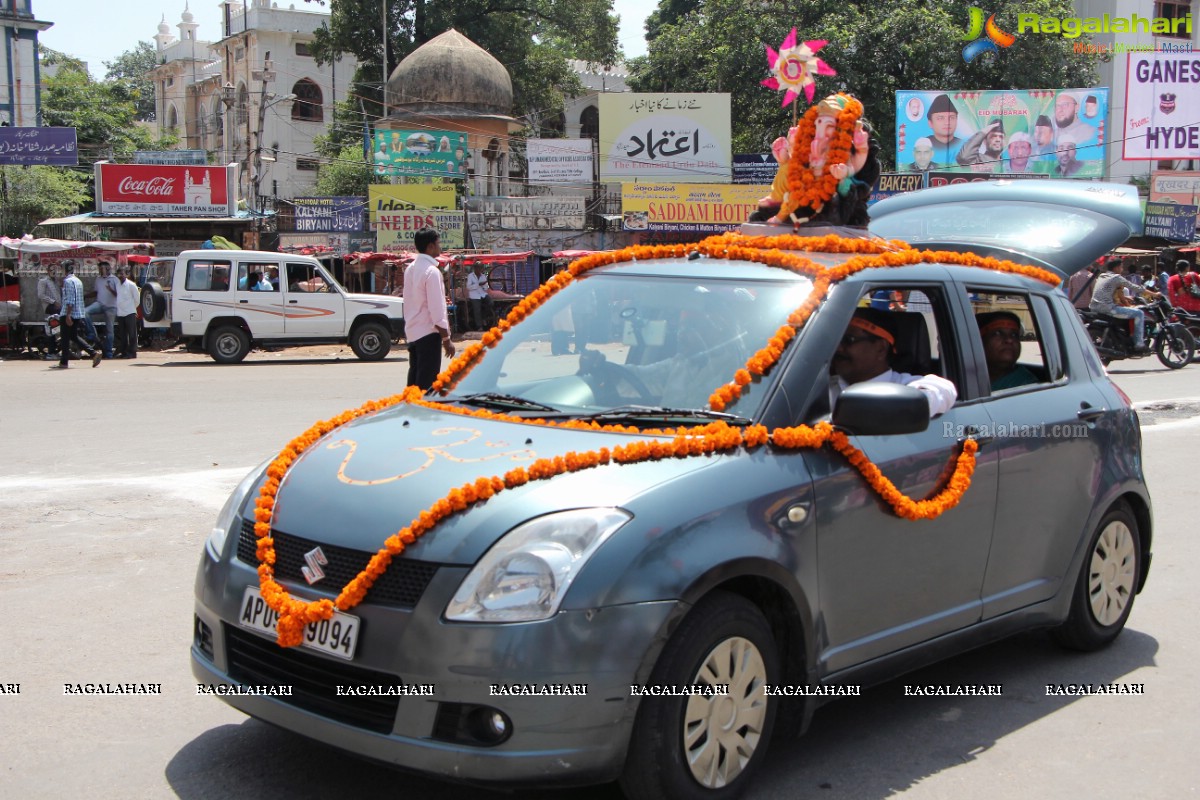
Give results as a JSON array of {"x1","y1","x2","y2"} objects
[{"x1": 253, "y1": 232, "x2": 1058, "y2": 647}]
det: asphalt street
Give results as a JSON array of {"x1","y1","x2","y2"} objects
[{"x1": 0, "y1": 345, "x2": 1197, "y2": 799}]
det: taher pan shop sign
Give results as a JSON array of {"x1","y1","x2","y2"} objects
[
  {"x1": 94, "y1": 162, "x2": 238, "y2": 216},
  {"x1": 0, "y1": 127, "x2": 78, "y2": 165},
  {"x1": 1144, "y1": 201, "x2": 1198, "y2": 240}
]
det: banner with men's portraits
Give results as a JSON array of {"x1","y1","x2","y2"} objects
[{"x1": 895, "y1": 89, "x2": 1108, "y2": 179}]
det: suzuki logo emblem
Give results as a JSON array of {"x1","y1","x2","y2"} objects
[{"x1": 301, "y1": 546, "x2": 329, "y2": 585}]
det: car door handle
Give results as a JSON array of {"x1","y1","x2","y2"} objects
[
  {"x1": 288, "y1": 300, "x2": 298, "y2": 304},
  {"x1": 1077, "y1": 405, "x2": 1106, "y2": 421},
  {"x1": 239, "y1": 299, "x2": 248, "y2": 304},
  {"x1": 965, "y1": 426, "x2": 994, "y2": 447}
]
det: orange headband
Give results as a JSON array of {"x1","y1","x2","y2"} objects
[
  {"x1": 980, "y1": 318, "x2": 1020, "y2": 337},
  {"x1": 850, "y1": 316, "x2": 895, "y2": 345}
]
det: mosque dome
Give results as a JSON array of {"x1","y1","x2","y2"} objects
[
  {"x1": 386, "y1": 29, "x2": 515, "y2": 120},
  {"x1": 158, "y1": 16, "x2": 171, "y2": 35}
]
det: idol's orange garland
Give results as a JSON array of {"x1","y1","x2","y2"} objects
[{"x1": 254, "y1": 232, "x2": 1060, "y2": 647}]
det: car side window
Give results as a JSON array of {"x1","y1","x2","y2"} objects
[
  {"x1": 857, "y1": 286, "x2": 959, "y2": 387},
  {"x1": 185, "y1": 259, "x2": 232, "y2": 292},
  {"x1": 286, "y1": 263, "x2": 329, "y2": 293},
  {"x1": 967, "y1": 290, "x2": 1055, "y2": 394},
  {"x1": 238, "y1": 262, "x2": 278, "y2": 292}
]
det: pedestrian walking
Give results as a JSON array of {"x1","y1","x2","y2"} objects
[
  {"x1": 115, "y1": 266, "x2": 140, "y2": 358},
  {"x1": 402, "y1": 228, "x2": 455, "y2": 390},
  {"x1": 54, "y1": 261, "x2": 102, "y2": 369},
  {"x1": 37, "y1": 262, "x2": 61, "y2": 315}
]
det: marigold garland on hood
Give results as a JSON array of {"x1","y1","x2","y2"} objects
[{"x1": 253, "y1": 232, "x2": 1058, "y2": 647}]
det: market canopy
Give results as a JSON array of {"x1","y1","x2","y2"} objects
[{"x1": 1, "y1": 236, "x2": 151, "y2": 254}]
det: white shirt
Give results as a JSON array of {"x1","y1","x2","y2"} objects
[
  {"x1": 831, "y1": 369, "x2": 957, "y2": 417},
  {"x1": 466, "y1": 271, "x2": 490, "y2": 300},
  {"x1": 116, "y1": 277, "x2": 140, "y2": 316},
  {"x1": 402, "y1": 254, "x2": 450, "y2": 342}
]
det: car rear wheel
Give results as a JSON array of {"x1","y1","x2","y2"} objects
[
  {"x1": 1052, "y1": 504, "x2": 1141, "y2": 651},
  {"x1": 620, "y1": 592, "x2": 778, "y2": 800},
  {"x1": 1154, "y1": 324, "x2": 1194, "y2": 369},
  {"x1": 208, "y1": 325, "x2": 250, "y2": 364},
  {"x1": 350, "y1": 321, "x2": 391, "y2": 361}
]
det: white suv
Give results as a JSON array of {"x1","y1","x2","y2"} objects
[{"x1": 140, "y1": 250, "x2": 405, "y2": 363}]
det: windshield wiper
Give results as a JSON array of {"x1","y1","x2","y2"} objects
[
  {"x1": 577, "y1": 405, "x2": 751, "y2": 426},
  {"x1": 451, "y1": 392, "x2": 560, "y2": 413}
]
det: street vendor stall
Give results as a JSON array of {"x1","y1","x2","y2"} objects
[{"x1": 0, "y1": 238, "x2": 152, "y2": 339}]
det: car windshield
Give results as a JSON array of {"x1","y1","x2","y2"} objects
[{"x1": 449, "y1": 269, "x2": 814, "y2": 416}]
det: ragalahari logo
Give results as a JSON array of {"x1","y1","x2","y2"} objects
[{"x1": 962, "y1": 8, "x2": 1017, "y2": 62}]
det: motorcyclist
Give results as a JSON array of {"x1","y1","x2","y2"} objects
[{"x1": 1089, "y1": 258, "x2": 1161, "y2": 353}]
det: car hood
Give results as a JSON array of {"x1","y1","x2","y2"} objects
[
  {"x1": 260, "y1": 402, "x2": 718, "y2": 564},
  {"x1": 869, "y1": 180, "x2": 1143, "y2": 276}
]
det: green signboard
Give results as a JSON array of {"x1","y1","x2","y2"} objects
[{"x1": 373, "y1": 130, "x2": 467, "y2": 177}]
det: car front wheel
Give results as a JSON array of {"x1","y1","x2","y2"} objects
[
  {"x1": 620, "y1": 591, "x2": 778, "y2": 800},
  {"x1": 350, "y1": 321, "x2": 391, "y2": 361},
  {"x1": 208, "y1": 325, "x2": 250, "y2": 364},
  {"x1": 1052, "y1": 504, "x2": 1141, "y2": 651}
]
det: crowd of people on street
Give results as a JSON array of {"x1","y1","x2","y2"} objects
[{"x1": 36, "y1": 258, "x2": 141, "y2": 368}]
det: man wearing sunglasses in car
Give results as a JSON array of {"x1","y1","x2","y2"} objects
[{"x1": 830, "y1": 308, "x2": 956, "y2": 417}]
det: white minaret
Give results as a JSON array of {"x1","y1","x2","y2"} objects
[
  {"x1": 154, "y1": 15, "x2": 175, "y2": 52},
  {"x1": 178, "y1": 3, "x2": 200, "y2": 42}
]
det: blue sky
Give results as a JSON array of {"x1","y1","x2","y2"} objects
[{"x1": 37, "y1": 0, "x2": 649, "y2": 78}]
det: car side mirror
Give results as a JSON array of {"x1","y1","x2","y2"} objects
[{"x1": 833, "y1": 383, "x2": 930, "y2": 435}]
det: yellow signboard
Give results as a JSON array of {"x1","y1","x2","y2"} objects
[
  {"x1": 368, "y1": 183, "x2": 457, "y2": 225},
  {"x1": 620, "y1": 183, "x2": 767, "y2": 233},
  {"x1": 376, "y1": 211, "x2": 466, "y2": 251}
]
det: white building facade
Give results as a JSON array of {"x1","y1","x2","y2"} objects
[{"x1": 149, "y1": 1, "x2": 356, "y2": 208}]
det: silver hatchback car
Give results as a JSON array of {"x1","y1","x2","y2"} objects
[{"x1": 192, "y1": 181, "x2": 1151, "y2": 799}]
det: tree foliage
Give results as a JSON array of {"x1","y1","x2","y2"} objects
[
  {"x1": 0, "y1": 166, "x2": 91, "y2": 237},
  {"x1": 40, "y1": 45, "x2": 174, "y2": 162},
  {"x1": 104, "y1": 41, "x2": 160, "y2": 123},
  {"x1": 302, "y1": 0, "x2": 619, "y2": 149},
  {"x1": 631, "y1": 0, "x2": 1101, "y2": 166},
  {"x1": 312, "y1": 145, "x2": 374, "y2": 196}
]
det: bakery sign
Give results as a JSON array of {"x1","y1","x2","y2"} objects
[{"x1": 94, "y1": 162, "x2": 239, "y2": 216}]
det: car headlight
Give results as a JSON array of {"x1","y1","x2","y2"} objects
[
  {"x1": 445, "y1": 508, "x2": 632, "y2": 623},
  {"x1": 206, "y1": 461, "x2": 270, "y2": 562}
]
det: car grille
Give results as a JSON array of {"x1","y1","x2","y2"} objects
[
  {"x1": 224, "y1": 625, "x2": 401, "y2": 733},
  {"x1": 237, "y1": 519, "x2": 438, "y2": 608}
]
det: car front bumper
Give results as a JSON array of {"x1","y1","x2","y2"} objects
[{"x1": 191, "y1": 558, "x2": 679, "y2": 786}]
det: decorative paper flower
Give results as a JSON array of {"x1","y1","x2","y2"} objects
[{"x1": 761, "y1": 28, "x2": 836, "y2": 106}]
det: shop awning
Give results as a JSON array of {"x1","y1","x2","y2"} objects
[
  {"x1": 1, "y1": 236, "x2": 151, "y2": 253},
  {"x1": 37, "y1": 212, "x2": 261, "y2": 225}
]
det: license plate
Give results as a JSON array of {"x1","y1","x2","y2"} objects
[{"x1": 238, "y1": 586, "x2": 360, "y2": 661}]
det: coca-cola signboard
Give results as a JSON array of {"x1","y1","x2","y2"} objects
[{"x1": 94, "y1": 162, "x2": 239, "y2": 216}]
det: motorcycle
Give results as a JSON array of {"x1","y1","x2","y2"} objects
[
  {"x1": 1169, "y1": 306, "x2": 1200, "y2": 364},
  {"x1": 1078, "y1": 297, "x2": 1196, "y2": 369}
]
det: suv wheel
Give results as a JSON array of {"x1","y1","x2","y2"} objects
[
  {"x1": 209, "y1": 325, "x2": 250, "y2": 364},
  {"x1": 620, "y1": 592, "x2": 778, "y2": 800},
  {"x1": 350, "y1": 321, "x2": 391, "y2": 361},
  {"x1": 1052, "y1": 503, "x2": 1141, "y2": 651},
  {"x1": 140, "y1": 282, "x2": 167, "y2": 322}
]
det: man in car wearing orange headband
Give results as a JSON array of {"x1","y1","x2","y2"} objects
[
  {"x1": 976, "y1": 311, "x2": 1038, "y2": 391},
  {"x1": 831, "y1": 308, "x2": 957, "y2": 416}
]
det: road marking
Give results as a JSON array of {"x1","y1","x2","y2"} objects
[{"x1": 0, "y1": 467, "x2": 254, "y2": 509}]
